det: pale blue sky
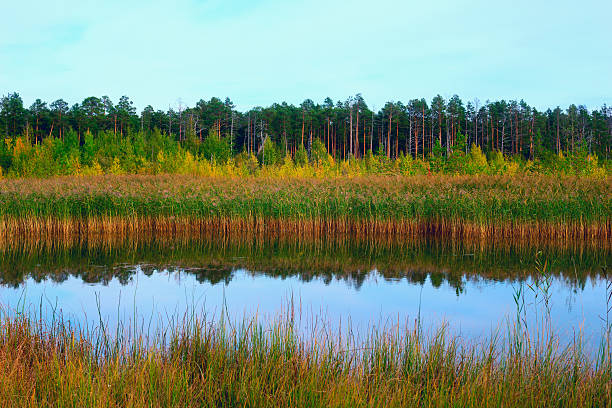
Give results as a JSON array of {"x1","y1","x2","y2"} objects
[{"x1": 1, "y1": 0, "x2": 610, "y2": 111}]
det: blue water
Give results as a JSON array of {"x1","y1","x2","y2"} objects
[{"x1": 1, "y1": 265, "x2": 608, "y2": 353}]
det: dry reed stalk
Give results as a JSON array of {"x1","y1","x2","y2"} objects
[{"x1": 0, "y1": 215, "x2": 608, "y2": 247}]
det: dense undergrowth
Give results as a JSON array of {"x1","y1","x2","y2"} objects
[{"x1": 1, "y1": 130, "x2": 610, "y2": 179}]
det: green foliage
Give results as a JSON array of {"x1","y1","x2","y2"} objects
[
  {"x1": 81, "y1": 131, "x2": 96, "y2": 166},
  {"x1": 148, "y1": 128, "x2": 176, "y2": 162},
  {"x1": 0, "y1": 120, "x2": 608, "y2": 178},
  {"x1": 2, "y1": 92, "x2": 612, "y2": 168},
  {"x1": 466, "y1": 144, "x2": 489, "y2": 174},
  {"x1": 367, "y1": 148, "x2": 393, "y2": 174},
  {"x1": 454, "y1": 131, "x2": 467, "y2": 153},
  {"x1": 235, "y1": 151, "x2": 260, "y2": 174},
  {"x1": 257, "y1": 137, "x2": 281, "y2": 166},
  {"x1": 395, "y1": 152, "x2": 428, "y2": 175},
  {"x1": 0, "y1": 139, "x2": 12, "y2": 172},
  {"x1": 245, "y1": 153, "x2": 260, "y2": 174},
  {"x1": 488, "y1": 151, "x2": 506, "y2": 175},
  {"x1": 559, "y1": 143, "x2": 605, "y2": 176},
  {"x1": 310, "y1": 138, "x2": 330, "y2": 165},
  {"x1": 294, "y1": 144, "x2": 308, "y2": 167},
  {"x1": 428, "y1": 140, "x2": 446, "y2": 173},
  {"x1": 279, "y1": 154, "x2": 295, "y2": 174},
  {"x1": 201, "y1": 129, "x2": 231, "y2": 163},
  {"x1": 445, "y1": 133, "x2": 468, "y2": 174}
]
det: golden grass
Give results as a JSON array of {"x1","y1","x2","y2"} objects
[{"x1": 0, "y1": 307, "x2": 610, "y2": 407}]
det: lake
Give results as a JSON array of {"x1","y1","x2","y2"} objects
[{"x1": 0, "y1": 234, "x2": 609, "y2": 353}]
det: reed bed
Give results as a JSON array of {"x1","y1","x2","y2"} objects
[
  {"x1": 0, "y1": 304, "x2": 610, "y2": 408},
  {"x1": 0, "y1": 174, "x2": 610, "y2": 243}
]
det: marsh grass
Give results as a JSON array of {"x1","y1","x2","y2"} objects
[
  {"x1": 0, "y1": 297, "x2": 610, "y2": 408},
  {"x1": 0, "y1": 174, "x2": 610, "y2": 243}
]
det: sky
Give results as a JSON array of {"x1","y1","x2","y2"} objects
[{"x1": 1, "y1": 0, "x2": 611, "y2": 112}]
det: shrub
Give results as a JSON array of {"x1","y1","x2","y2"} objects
[
  {"x1": 294, "y1": 144, "x2": 308, "y2": 167},
  {"x1": 201, "y1": 130, "x2": 231, "y2": 163},
  {"x1": 466, "y1": 144, "x2": 488, "y2": 174},
  {"x1": 258, "y1": 137, "x2": 281, "y2": 166},
  {"x1": 310, "y1": 138, "x2": 330, "y2": 166}
]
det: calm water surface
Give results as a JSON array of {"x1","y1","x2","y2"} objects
[{"x1": 0, "y1": 236, "x2": 609, "y2": 351}]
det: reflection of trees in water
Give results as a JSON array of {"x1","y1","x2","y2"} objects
[{"x1": 0, "y1": 235, "x2": 608, "y2": 292}]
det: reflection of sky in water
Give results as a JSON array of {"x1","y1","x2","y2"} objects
[{"x1": 0, "y1": 267, "x2": 608, "y2": 353}]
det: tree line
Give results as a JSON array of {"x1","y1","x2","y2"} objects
[{"x1": 1, "y1": 92, "x2": 611, "y2": 164}]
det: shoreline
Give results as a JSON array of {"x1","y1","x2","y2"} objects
[{"x1": 0, "y1": 215, "x2": 609, "y2": 244}]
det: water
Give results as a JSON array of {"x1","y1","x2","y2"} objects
[{"x1": 0, "y1": 235, "x2": 609, "y2": 352}]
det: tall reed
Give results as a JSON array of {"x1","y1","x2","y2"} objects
[{"x1": 0, "y1": 174, "x2": 609, "y2": 243}]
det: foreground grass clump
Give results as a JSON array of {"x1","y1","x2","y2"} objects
[
  {"x1": 0, "y1": 174, "x2": 609, "y2": 241},
  {"x1": 0, "y1": 310, "x2": 610, "y2": 407}
]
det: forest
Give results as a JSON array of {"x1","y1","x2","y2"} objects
[{"x1": 0, "y1": 92, "x2": 610, "y2": 177}]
